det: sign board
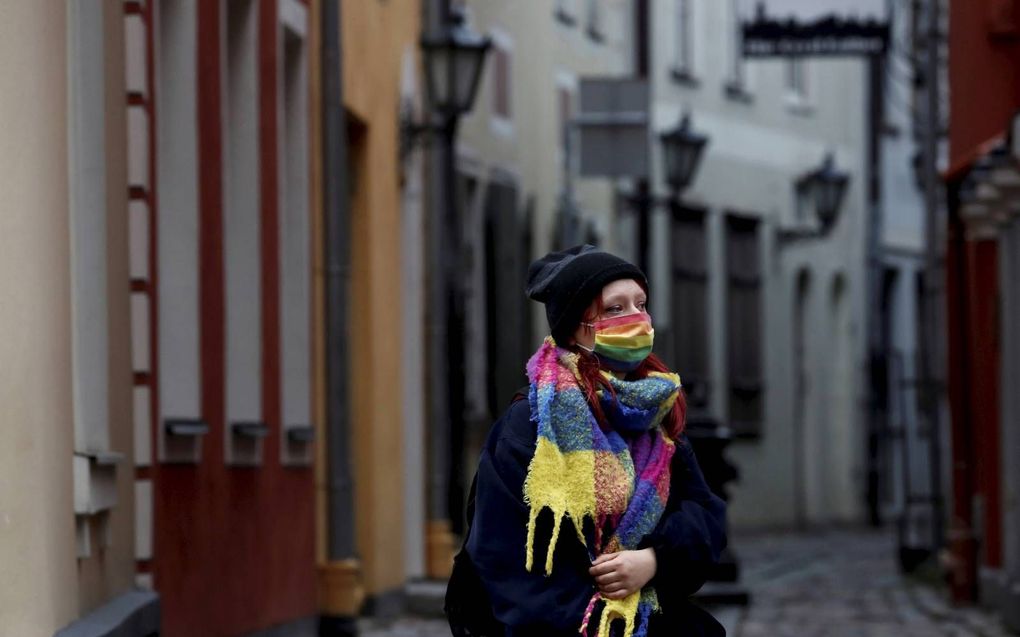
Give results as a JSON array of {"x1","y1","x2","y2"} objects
[
  {"x1": 740, "y1": 0, "x2": 889, "y2": 57},
  {"x1": 576, "y1": 78, "x2": 649, "y2": 179}
]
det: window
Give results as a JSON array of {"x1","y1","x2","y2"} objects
[
  {"x1": 483, "y1": 178, "x2": 526, "y2": 418},
  {"x1": 671, "y1": 209, "x2": 710, "y2": 412},
  {"x1": 725, "y1": 215, "x2": 763, "y2": 436},
  {"x1": 786, "y1": 58, "x2": 812, "y2": 113},
  {"x1": 557, "y1": 81, "x2": 574, "y2": 171},
  {"x1": 787, "y1": 59, "x2": 807, "y2": 95},
  {"x1": 724, "y1": 0, "x2": 753, "y2": 100},
  {"x1": 586, "y1": 0, "x2": 604, "y2": 41},
  {"x1": 490, "y1": 36, "x2": 513, "y2": 134},
  {"x1": 672, "y1": 0, "x2": 697, "y2": 83},
  {"x1": 558, "y1": 86, "x2": 573, "y2": 141}
]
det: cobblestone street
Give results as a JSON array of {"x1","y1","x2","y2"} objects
[
  {"x1": 723, "y1": 528, "x2": 1013, "y2": 637},
  {"x1": 358, "y1": 527, "x2": 1015, "y2": 637}
]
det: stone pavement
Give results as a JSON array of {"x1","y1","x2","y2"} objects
[
  {"x1": 357, "y1": 527, "x2": 1016, "y2": 637},
  {"x1": 718, "y1": 527, "x2": 1014, "y2": 637}
]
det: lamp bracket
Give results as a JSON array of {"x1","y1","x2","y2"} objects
[{"x1": 398, "y1": 102, "x2": 449, "y2": 162}]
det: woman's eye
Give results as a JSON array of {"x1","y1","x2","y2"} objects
[{"x1": 607, "y1": 305, "x2": 623, "y2": 313}]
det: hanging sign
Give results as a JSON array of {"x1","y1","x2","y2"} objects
[
  {"x1": 576, "y1": 78, "x2": 650, "y2": 179},
  {"x1": 740, "y1": 0, "x2": 889, "y2": 58}
]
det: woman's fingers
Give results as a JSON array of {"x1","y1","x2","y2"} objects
[
  {"x1": 600, "y1": 586, "x2": 632, "y2": 600},
  {"x1": 595, "y1": 572, "x2": 621, "y2": 586},
  {"x1": 588, "y1": 555, "x2": 619, "y2": 577},
  {"x1": 591, "y1": 552, "x2": 618, "y2": 567}
]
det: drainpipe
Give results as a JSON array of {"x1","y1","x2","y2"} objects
[
  {"x1": 319, "y1": 1, "x2": 360, "y2": 635},
  {"x1": 919, "y1": 0, "x2": 947, "y2": 563}
]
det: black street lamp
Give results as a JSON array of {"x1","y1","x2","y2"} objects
[
  {"x1": 778, "y1": 153, "x2": 851, "y2": 245},
  {"x1": 631, "y1": 112, "x2": 709, "y2": 276},
  {"x1": 421, "y1": 7, "x2": 491, "y2": 121},
  {"x1": 805, "y1": 153, "x2": 849, "y2": 233},
  {"x1": 416, "y1": 3, "x2": 491, "y2": 556},
  {"x1": 660, "y1": 113, "x2": 709, "y2": 194},
  {"x1": 402, "y1": 6, "x2": 491, "y2": 156}
]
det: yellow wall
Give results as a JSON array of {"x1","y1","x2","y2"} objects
[
  {"x1": 0, "y1": 2, "x2": 78, "y2": 634},
  {"x1": 340, "y1": 0, "x2": 420, "y2": 596}
]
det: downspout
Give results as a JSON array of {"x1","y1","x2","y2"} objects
[
  {"x1": 865, "y1": 48, "x2": 885, "y2": 528},
  {"x1": 319, "y1": 1, "x2": 359, "y2": 634}
]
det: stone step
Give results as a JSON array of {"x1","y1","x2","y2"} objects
[{"x1": 404, "y1": 579, "x2": 448, "y2": 619}]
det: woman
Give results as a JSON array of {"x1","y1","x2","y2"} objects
[{"x1": 446, "y1": 245, "x2": 728, "y2": 637}]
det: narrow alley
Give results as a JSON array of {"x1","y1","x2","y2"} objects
[{"x1": 357, "y1": 528, "x2": 1013, "y2": 637}]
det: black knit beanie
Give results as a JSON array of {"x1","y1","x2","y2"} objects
[{"x1": 526, "y1": 244, "x2": 647, "y2": 345}]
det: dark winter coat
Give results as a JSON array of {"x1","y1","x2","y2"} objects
[{"x1": 446, "y1": 397, "x2": 729, "y2": 637}]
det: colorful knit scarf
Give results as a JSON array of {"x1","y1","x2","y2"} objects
[{"x1": 523, "y1": 337, "x2": 681, "y2": 637}]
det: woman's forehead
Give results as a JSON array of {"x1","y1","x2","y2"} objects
[{"x1": 601, "y1": 279, "x2": 645, "y2": 301}]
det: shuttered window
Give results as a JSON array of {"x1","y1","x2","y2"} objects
[
  {"x1": 725, "y1": 214, "x2": 763, "y2": 436},
  {"x1": 671, "y1": 209, "x2": 710, "y2": 412}
]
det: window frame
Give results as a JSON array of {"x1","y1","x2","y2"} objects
[
  {"x1": 723, "y1": 0, "x2": 754, "y2": 102},
  {"x1": 489, "y1": 30, "x2": 514, "y2": 137},
  {"x1": 785, "y1": 57, "x2": 814, "y2": 115},
  {"x1": 670, "y1": 0, "x2": 699, "y2": 86}
]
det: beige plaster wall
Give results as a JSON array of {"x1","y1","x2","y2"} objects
[{"x1": 0, "y1": 2, "x2": 78, "y2": 635}]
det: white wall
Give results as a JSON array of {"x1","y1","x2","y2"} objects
[
  {"x1": 458, "y1": 1, "x2": 635, "y2": 344},
  {"x1": 876, "y1": 0, "x2": 934, "y2": 545},
  {"x1": 223, "y1": 0, "x2": 263, "y2": 464},
  {"x1": 650, "y1": 0, "x2": 870, "y2": 529},
  {"x1": 157, "y1": 0, "x2": 203, "y2": 462},
  {"x1": 279, "y1": 1, "x2": 314, "y2": 466}
]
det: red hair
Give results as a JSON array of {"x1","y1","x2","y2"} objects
[{"x1": 571, "y1": 287, "x2": 687, "y2": 441}]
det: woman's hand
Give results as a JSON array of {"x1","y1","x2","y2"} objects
[{"x1": 588, "y1": 548, "x2": 657, "y2": 600}]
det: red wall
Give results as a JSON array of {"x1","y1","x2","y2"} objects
[
  {"x1": 948, "y1": 0, "x2": 1020, "y2": 170},
  {"x1": 153, "y1": 2, "x2": 316, "y2": 634},
  {"x1": 945, "y1": 0, "x2": 1020, "y2": 600},
  {"x1": 965, "y1": 240, "x2": 1002, "y2": 570}
]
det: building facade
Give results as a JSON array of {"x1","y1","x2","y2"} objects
[
  {"x1": 324, "y1": 0, "x2": 427, "y2": 612},
  {"x1": 448, "y1": 0, "x2": 636, "y2": 534},
  {"x1": 942, "y1": 0, "x2": 1020, "y2": 627},
  {"x1": 646, "y1": 0, "x2": 872, "y2": 530},
  {"x1": 871, "y1": 0, "x2": 947, "y2": 570},
  {"x1": 127, "y1": 0, "x2": 320, "y2": 633},
  {"x1": 1, "y1": 1, "x2": 157, "y2": 635}
]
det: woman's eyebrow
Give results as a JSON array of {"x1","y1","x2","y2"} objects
[{"x1": 602, "y1": 294, "x2": 645, "y2": 305}]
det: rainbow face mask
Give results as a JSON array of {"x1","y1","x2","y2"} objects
[{"x1": 584, "y1": 311, "x2": 655, "y2": 372}]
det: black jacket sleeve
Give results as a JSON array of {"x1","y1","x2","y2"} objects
[
  {"x1": 465, "y1": 399, "x2": 596, "y2": 637},
  {"x1": 638, "y1": 434, "x2": 729, "y2": 603}
]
